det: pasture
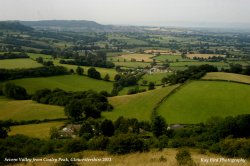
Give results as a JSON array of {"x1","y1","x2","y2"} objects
[
  {"x1": 153, "y1": 54, "x2": 184, "y2": 62},
  {"x1": 53, "y1": 60, "x2": 118, "y2": 81},
  {"x1": 27, "y1": 53, "x2": 53, "y2": 60},
  {"x1": 119, "y1": 54, "x2": 155, "y2": 62},
  {"x1": 187, "y1": 54, "x2": 226, "y2": 59},
  {"x1": 9, "y1": 75, "x2": 114, "y2": 94},
  {"x1": 0, "y1": 58, "x2": 42, "y2": 69},
  {"x1": 0, "y1": 96, "x2": 65, "y2": 121},
  {"x1": 170, "y1": 61, "x2": 229, "y2": 69},
  {"x1": 157, "y1": 81, "x2": 250, "y2": 124},
  {"x1": 139, "y1": 73, "x2": 172, "y2": 85},
  {"x1": 103, "y1": 85, "x2": 179, "y2": 121},
  {"x1": 9, "y1": 121, "x2": 65, "y2": 139},
  {"x1": 202, "y1": 72, "x2": 250, "y2": 84}
]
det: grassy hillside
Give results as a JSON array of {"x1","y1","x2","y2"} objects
[
  {"x1": 0, "y1": 97, "x2": 65, "y2": 121},
  {"x1": 9, "y1": 75, "x2": 113, "y2": 94},
  {"x1": 139, "y1": 73, "x2": 172, "y2": 85},
  {"x1": 157, "y1": 81, "x2": 250, "y2": 124},
  {"x1": 202, "y1": 72, "x2": 250, "y2": 84},
  {"x1": 103, "y1": 85, "x2": 179, "y2": 121},
  {"x1": 14, "y1": 148, "x2": 246, "y2": 166},
  {"x1": 0, "y1": 58, "x2": 42, "y2": 69},
  {"x1": 9, "y1": 121, "x2": 65, "y2": 139}
]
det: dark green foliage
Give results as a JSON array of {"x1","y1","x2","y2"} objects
[
  {"x1": 114, "y1": 74, "x2": 121, "y2": 81},
  {"x1": 0, "y1": 52, "x2": 29, "y2": 60},
  {"x1": 148, "y1": 82, "x2": 155, "y2": 90},
  {"x1": 229, "y1": 63, "x2": 243, "y2": 74},
  {"x1": 127, "y1": 87, "x2": 146, "y2": 95},
  {"x1": 152, "y1": 116, "x2": 167, "y2": 138},
  {"x1": 76, "y1": 66, "x2": 84, "y2": 75},
  {"x1": 103, "y1": 74, "x2": 110, "y2": 81},
  {"x1": 63, "y1": 139, "x2": 87, "y2": 153},
  {"x1": 175, "y1": 149, "x2": 195, "y2": 166},
  {"x1": 108, "y1": 134, "x2": 148, "y2": 154},
  {"x1": 87, "y1": 67, "x2": 101, "y2": 79},
  {"x1": 0, "y1": 66, "x2": 68, "y2": 81},
  {"x1": 162, "y1": 64, "x2": 218, "y2": 85},
  {"x1": 0, "y1": 121, "x2": 10, "y2": 139},
  {"x1": 88, "y1": 136, "x2": 110, "y2": 150},
  {"x1": 79, "y1": 121, "x2": 94, "y2": 140},
  {"x1": 2, "y1": 83, "x2": 28, "y2": 100},
  {"x1": 36, "y1": 56, "x2": 44, "y2": 63},
  {"x1": 114, "y1": 116, "x2": 129, "y2": 134},
  {"x1": 59, "y1": 51, "x2": 114, "y2": 68},
  {"x1": 100, "y1": 119, "x2": 114, "y2": 137}
]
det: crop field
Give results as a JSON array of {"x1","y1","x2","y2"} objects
[
  {"x1": 53, "y1": 60, "x2": 118, "y2": 81},
  {"x1": 187, "y1": 54, "x2": 226, "y2": 59},
  {"x1": 0, "y1": 58, "x2": 42, "y2": 69},
  {"x1": 14, "y1": 148, "x2": 242, "y2": 166},
  {"x1": 9, "y1": 75, "x2": 114, "y2": 94},
  {"x1": 103, "y1": 85, "x2": 179, "y2": 121},
  {"x1": 0, "y1": 96, "x2": 65, "y2": 121},
  {"x1": 113, "y1": 61, "x2": 151, "y2": 68},
  {"x1": 139, "y1": 73, "x2": 172, "y2": 85},
  {"x1": 157, "y1": 81, "x2": 250, "y2": 124},
  {"x1": 9, "y1": 121, "x2": 65, "y2": 139},
  {"x1": 202, "y1": 72, "x2": 250, "y2": 84}
]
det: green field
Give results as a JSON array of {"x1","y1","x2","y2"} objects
[
  {"x1": 9, "y1": 121, "x2": 65, "y2": 139},
  {"x1": 110, "y1": 54, "x2": 155, "y2": 62},
  {"x1": 53, "y1": 60, "x2": 118, "y2": 81},
  {"x1": 0, "y1": 58, "x2": 42, "y2": 69},
  {"x1": 9, "y1": 75, "x2": 113, "y2": 94},
  {"x1": 157, "y1": 81, "x2": 250, "y2": 124},
  {"x1": 140, "y1": 73, "x2": 172, "y2": 85},
  {"x1": 27, "y1": 53, "x2": 53, "y2": 60},
  {"x1": 0, "y1": 96, "x2": 65, "y2": 121},
  {"x1": 153, "y1": 54, "x2": 184, "y2": 62},
  {"x1": 103, "y1": 85, "x2": 179, "y2": 121},
  {"x1": 202, "y1": 72, "x2": 250, "y2": 84}
]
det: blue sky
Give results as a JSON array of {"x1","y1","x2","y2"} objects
[{"x1": 1, "y1": 0, "x2": 250, "y2": 27}]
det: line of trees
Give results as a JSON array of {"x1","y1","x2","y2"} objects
[
  {"x1": 0, "y1": 52, "x2": 29, "y2": 60},
  {"x1": 32, "y1": 89, "x2": 113, "y2": 121},
  {"x1": 162, "y1": 64, "x2": 218, "y2": 85},
  {"x1": 0, "y1": 66, "x2": 68, "y2": 81}
]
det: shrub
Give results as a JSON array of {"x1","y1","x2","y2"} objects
[
  {"x1": 63, "y1": 139, "x2": 87, "y2": 153},
  {"x1": 88, "y1": 136, "x2": 109, "y2": 150},
  {"x1": 175, "y1": 149, "x2": 195, "y2": 166}
]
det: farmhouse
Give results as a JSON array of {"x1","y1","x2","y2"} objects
[{"x1": 59, "y1": 124, "x2": 81, "y2": 138}]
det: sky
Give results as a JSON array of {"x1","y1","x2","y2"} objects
[{"x1": 1, "y1": 0, "x2": 250, "y2": 27}]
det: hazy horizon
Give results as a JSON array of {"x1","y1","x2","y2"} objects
[{"x1": 1, "y1": 0, "x2": 250, "y2": 28}]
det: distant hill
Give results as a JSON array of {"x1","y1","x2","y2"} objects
[
  {"x1": 0, "y1": 21, "x2": 33, "y2": 31},
  {"x1": 21, "y1": 20, "x2": 107, "y2": 32}
]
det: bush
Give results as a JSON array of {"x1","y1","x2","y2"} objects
[
  {"x1": 108, "y1": 134, "x2": 148, "y2": 154},
  {"x1": 175, "y1": 149, "x2": 195, "y2": 166},
  {"x1": 2, "y1": 83, "x2": 28, "y2": 100},
  {"x1": 88, "y1": 136, "x2": 109, "y2": 150},
  {"x1": 63, "y1": 139, "x2": 87, "y2": 153}
]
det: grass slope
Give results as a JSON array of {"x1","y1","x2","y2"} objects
[
  {"x1": 202, "y1": 72, "x2": 250, "y2": 84},
  {"x1": 9, "y1": 75, "x2": 113, "y2": 94},
  {"x1": 140, "y1": 73, "x2": 172, "y2": 85},
  {"x1": 157, "y1": 81, "x2": 250, "y2": 124},
  {"x1": 0, "y1": 97, "x2": 65, "y2": 121},
  {"x1": 14, "y1": 148, "x2": 244, "y2": 166},
  {"x1": 9, "y1": 121, "x2": 65, "y2": 139},
  {"x1": 0, "y1": 58, "x2": 42, "y2": 69},
  {"x1": 103, "y1": 85, "x2": 179, "y2": 121}
]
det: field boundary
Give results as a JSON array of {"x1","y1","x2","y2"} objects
[
  {"x1": 151, "y1": 83, "x2": 184, "y2": 120},
  {"x1": 200, "y1": 78, "x2": 250, "y2": 85}
]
